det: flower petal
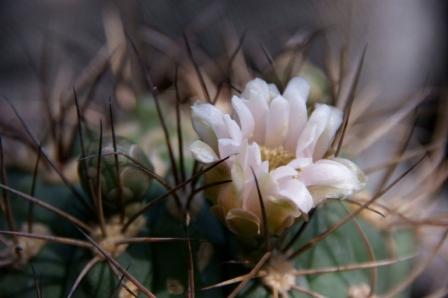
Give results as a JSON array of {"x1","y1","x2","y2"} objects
[
  {"x1": 270, "y1": 165, "x2": 298, "y2": 182},
  {"x1": 295, "y1": 104, "x2": 341, "y2": 159},
  {"x1": 287, "y1": 158, "x2": 313, "y2": 170},
  {"x1": 191, "y1": 103, "x2": 225, "y2": 151},
  {"x1": 242, "y1": 78, "x2": 270, "y2": 143},
  {"x1": 283, "y1": 77, "x2": 309, "y2": 152},
  {"x1": 222, "y1": 114, "x2": 242, "y2": 141},
  {"x1": 268, "y1": 83, "x2": 280, "y2": 99},
  {"x1": 225, "y1": 208, "x2": 260, "y2": 238},
  {"x1": 283, "y1": 76, "x2": 310, "y2": 103},
  {"x1": 299, "y1": 158, "x2": 365, "y2": 203},
  {"x1": 218, "y1": 138, "x2": 240, "y2": 160},
  {"x1": 277, "y1": 178, "x2": 314, "y2": 213},
  {"x1": 266, "y1": 196, "x2": 300, "y2": 235},
  {"x1": 190, "y1": 140, "x2": 219, "y2": 164},
  {"x1": 232, "y1": 96, "x2": 255, "y2": 139},
  {"x1": 265, "y1": 95, "x2": 290, "y2": 148},
  {"x1": 313, "y1": 106, "x2": 343, "y2": 160}
]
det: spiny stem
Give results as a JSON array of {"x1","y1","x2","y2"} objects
[
  {"x1": 291, "y1": 285, "x2": 324, "y2": 298},
  {"x1": 127, "y1": 34, "x2": 181, "y2": 190},
  {"x1": 186, "y1": 179, "x2": 232, "y2": 210},
  {"x1": 183, "y1": 33, "x2": 212, "y2": 102},
  {"x1": 363, "y1": 141, "x2": 443, "y2": 174},
  {"x1": 114, "y1": 237, "x2": 189, "y2": 245},
  {"x1": 2, "y1": 96, "x2": 91, "y2": 212},
  {"x1": 108, "y1": 98, "x2": 125, "y2": 223},
  {"x1": 0, "y1": 183, "x2": 92, "y2": 232},
  {"x1": 340, "y1": 202, "x2": 377, "y2": 296},
  {"x1": 0, "y1": 136, "x2": 17, "y2": 242},
  {"x1": 260, "y1": 44, "x2": 282, "y2": 90},
  {"x1": 228, "y1": 252, "x2": 271, "y2": 298},
  {"x1": 30, "y1": 263, "x2": 42, "y2": 298},
  {"x1": 282, "y1": 208, "x2": 316, "y2": 253},
  {"x1": 0, "y1": 231, "x2": 92, "y2": 248},
  {"x1": 223, "y1": 30, "x2": 247, "y2": 101},
  {"x1": 202, "y1": 271, "x2": 265, "y2": 291},
  {"x1": 121, "y1": 156, "x2": 230, "y2": 232},
  {"x1": 374, "y1": 110, "x2": 419, "y2": 194},
  {"x1": 73, "y1": 88, "x2": 86, "y2": 159},
  {"x1": 96, "y1": 121, "x2": 107, "y2": 237},
  {"x1": 382, "y1": 228, "x2": 448, "y2": 298},
  {"x1": 186, "y1": 230, "x2": 195, "y2": 298},
  {"x1": 334, "y1": 44, "x2": 367, "y2": 157},
  {"x1": 174, "y1": 66, "x2": 186, "y2": 184},
  {"x1": 78, "y1": 228, "x2": 156, "y2": 298},
  {"x1": 293, "y1": 254, "x2": 416, "y2": 276},
  {"x1": 28, "y1": 148, "x2": 42, "y2": 233},
  {"x1": 81, "y1": 151, "x2": 183, "y2": 207},
  {"x1": 67, "y1": 256, "x2": 101, "y2": 298}
]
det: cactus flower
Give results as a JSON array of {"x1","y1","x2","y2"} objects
[{"x1": 190, "y1": 77, "x2": 365, "y2": 237}]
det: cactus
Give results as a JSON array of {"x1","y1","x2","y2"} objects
[{"x1": 0, "y1": 19, "x2": 446, "y2": 298}]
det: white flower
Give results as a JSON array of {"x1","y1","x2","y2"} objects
[{"x1": 190, "y1": 77, "x2": 365, "y2": 236}]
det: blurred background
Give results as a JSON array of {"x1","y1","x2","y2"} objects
[{"x1": 0, "y1": 1, "x2": 447, "y2": 296}]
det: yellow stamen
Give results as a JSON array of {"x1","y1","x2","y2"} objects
[{"x1": 260, "y1": 146, "x2": 295, "y2": 170}]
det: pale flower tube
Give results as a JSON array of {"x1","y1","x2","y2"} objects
[{"x1": 190, "y1": 77, "x2": 366, "y2": 237}]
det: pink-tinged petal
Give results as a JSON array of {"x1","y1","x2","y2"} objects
[
  {"x1": 242, "y1": 172, "x2": 278, "y2": 217},
  {"x1": 283, "y1": 78, "x2": 309, "y2": 152},
  {"x1": 222, "y1": 114, "x2": 242, "y2": 141},
  {"x1": 247, "y1": 143, "x2": 262, "y2": 168},
  {"x1": 299, "y1": 158, "x2": 365, "y2": 202},
  {"x1": 231, "y1": 96, "x2": 255, "y2": 139},
  {"x1": 270, "y1": 165, "x2": 298, "y2": 182},
  {"x1": 190, "y1": 140, "x2": 219, "y2": 164},
  {"x1": 283, "y1": 77, "x2": 310, "y2": 103},
  {"x1": 242, "y1": 78, "x2": 269, "y2": 143},
  {"x1": 287, "y1": 158, "x2": 313, "y2": 170},
  {"x1": 242, "y1": 78, "x2": 270, "y2": 103},
  {"x1": 218, "y1": 138, "x2": 241, "y2": 160},
  {"x1": 268, "y1": 84, "x2": 280, "y2": 99},
  {"x1": 295, "y1": 104, "x2": 332, "y2": 159},
  {"x1": 277, "y1": 178, "x2": 314, "y2": 213},
  {"x1": 265, "y1": 95, "x2": 290, "y2": 148},
  {"x1": 313, "y1": 106, "x2": 343, "y2": 160},
  {"x1": 191, "y1": 103, "x2": 225, "y2": 150}
]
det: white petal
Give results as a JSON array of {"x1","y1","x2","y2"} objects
[
  {"x1": 313, "y1": 106, "x2": 343, "y2": 160},
  {"x1": 277, "y1": 178, "x2": 314, "y2": 213},
  {"x1": 242, "y1": 78, "x2": 270, "y2": 143},
  {"x1": 287, "y1": 158, "x2": 313, "y2": 169},
  {"x1": 283, "y1": 77, "x2": 310, "y2": 103},
  {"x1": 190, "y1": 140, "x2": 219, "y2": 164},
  {"x1": 265, "y1": 95, "x2": 290, "y2": 148},
  {"x1": 191, "y1": 103, "x2": 225, "y2": 150},
  {"x1": 268, "y1": 84, "x2": 280, "y2": 99},
  {"x1": 283, "y1": 80, "x2": 308, "y2": 152},
  {"x1": 222, "y1": 114, "x2": 242, "y2": 141},
  {"x1": 299, "y1": 158, "x2": 365, "y2": 201},
  {"x1": 270, "y1": 165, "x2": 297, "y2": 182},
  {"x1": 231, "y1": 96, "x2": 255, "y2": 139},
  {"x1": 218, "y1": 138, "x2": 241, "y2": 160},
  {"x1": 242, "y1": 78, "x2": 270, "y2": 103},
  {"x1": 295, "y1": 104, "x2": 333, "y2": 159}
]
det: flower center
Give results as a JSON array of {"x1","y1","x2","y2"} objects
[{"x1": 260, "y1": 146, "x2": 295, "y2": 170}]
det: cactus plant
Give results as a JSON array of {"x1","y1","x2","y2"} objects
[{"x1": 0, "y1": 16, "x2": 447, "y2": 298}]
